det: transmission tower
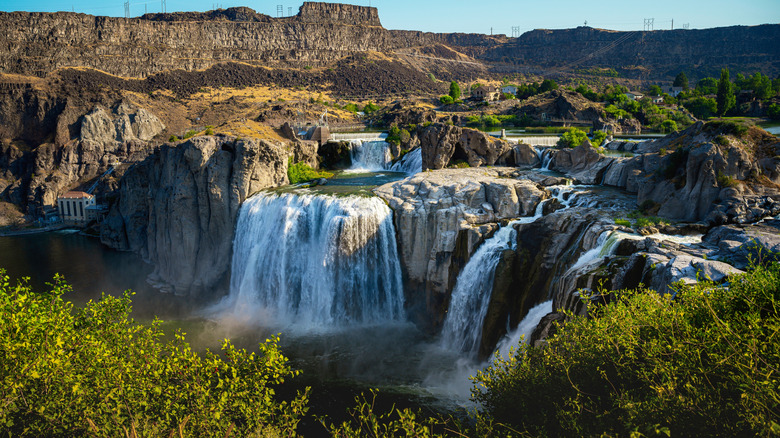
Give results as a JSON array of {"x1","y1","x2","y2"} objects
[
  {"x1": 511, "y1": 26, "x2": 520, "y2": 38},
  {"x1": 288, "y1": 6, "x2": 292, "y2": 16},
  {"x1": 161, "y1": 0, "x2": 166, "y2": 13},
  {"x1": 124, "y1": 0, "x2": 130, "y2": 18},
  {"x1": 682, "y1": 23, "x2": 690, "y2": 30},
  {"x1": 643, "y1": 18, "x2": 654, "y2": 31},
  {"x1": 277, "y1": 5, "x2": 283, "y2": 17}
]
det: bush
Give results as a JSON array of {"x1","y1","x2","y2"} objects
[
  {"x1": 473, "y1": 262, "x2": 780, "y2": 437},
  {"x1": 204, "y1": 127, "x2": 214, "y2": 135},
  {"x1": 0, "y1": 271, "x2": 309, "y2": 437},
  {"x1": 287, "y1": 159, "x2": 334, "y2": 184},
  {"x1": 592, "y1": 130, "x2": 608, "y2": 146},
  {"x1": 768, "y1": 103, "x2": 780, "y2": 121},
  {"x1": 183, "y1": 130, "x2": 197, "y2": 139},
  {"x1": 363, "y1": 101, "x2": 380, "y2": 114},
  {"x1": 614, "y1": 218, "x2": 631, "y2": 227},
  {"x1": 558, "y1": 127, "x2": 589, "y2": 148},
  {"x1": 168, "y1": 135, "x2": 179, "y2": 142},
  {"x1": 717, "y1": 170, "x2": 738, "y2": 187},
  {"x1": 439, "y1": 95, "x2": 454, "y2": 105}
]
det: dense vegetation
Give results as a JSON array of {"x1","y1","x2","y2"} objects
[
  {"x1": 473, "y1": 261, "x2": 780, "y2": 437},
  {"x1": 287, "y1": 158, "x2": 334, "y2": 184},
  {"x1": 0, "y1": 271, "x2": 309, "y2": 437},
  {"x1": 3, "y1": 259, "x2": 779, "y2": 437}
]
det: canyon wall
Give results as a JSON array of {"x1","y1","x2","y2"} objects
[{"x1": 0, "y1": 3, "x2": 777, "y2": 79}]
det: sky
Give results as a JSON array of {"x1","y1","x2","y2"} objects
[{"x1": 1, "y1": 0, "x2": 778, "y2": 34}]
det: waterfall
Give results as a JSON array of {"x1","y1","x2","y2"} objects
[
  {"x1": 390, "y1": 148, "x2": 423, "y2": 174},
  {"x1": 349, "y1": 139, "x2": 392, "y2": 171},
  {"x1": 495, "y1": 300, "x2": 553, "y2": 359},
  {"x1": 513, "y1": 136, "x2": 560, "y2": 147},
  {"x1": 226, "y1": 192, "x2": 405, "y2": 328},
  {"x1": 540, "y1": 148, "x2": 554, "y2": 171},
  {"x1": 440, "y1": 223, "x2": 519, "y2": 355}
]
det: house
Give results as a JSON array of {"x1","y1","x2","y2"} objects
[
  {"x1": 650, "y1": 95, "x2": 664, "y2": 104},
  {"x1": 625, "y1": 91, "x2": 644, "y2": 101},
  {"x1": 501, "y1": 85, "x2": 518, "y2": 96},
  {"x1": 473, "y1": 86, "x2": 500, "y2": 102},
  {"x1": 57, "y1": 191, "x2": 95, "y2": 224},
  {"x1": 661, "y1": 86, "x2": 684, "y2": 97}
]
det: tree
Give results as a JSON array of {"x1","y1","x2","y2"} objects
[
  {"x1": 674, "y1": 72, "x2": 689, "y2": 90},
  {"x1": 539, "y1": 79, "x2": 558, "y2": 93},
  {"x1": 696, "y1": 77, "x2": 718, "y2": 95},
  {"x1": 717, "y1": 68, "x2": 736, "y2": 116},
  {"x1": 439, "y1": 95, "x2": 454, "y2": 105},
  {"x1": 683, "y1": 96, "x2": 717, "y2": 119},
  {"x1": 768, "y1": 103, "x2": 780, "y2": 121},
  {"x1": 648, "y1": 85, "x2": 663, "y2": 96},
  {"x1": 449, "y1": 81, "x2": 461, "y2": 100},
  {"x1": 558, "y1": 127, "x2": 589, "y2": 148},
  {"x1": 660, "y1": 119, "x2": 678, "y2": 133}
]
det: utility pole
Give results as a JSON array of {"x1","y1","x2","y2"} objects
[{"x1": 671, "y1": 19, "x2": 673, "y2": 30}]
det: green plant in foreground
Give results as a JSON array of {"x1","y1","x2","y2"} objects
[
  {"x1": 614, "y1": 218, "x2": 631, "y2": 227},
  {"x1": 473, "y1": 262, "x2": 780, "y2": 437},
  {"x1": 558, "y1": 127, "x2": 589, "y2": 148},
  {"x1": 0, "y1": 271, "x2": 309, "y2": 437}
]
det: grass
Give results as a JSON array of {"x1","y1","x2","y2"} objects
[{"x1": 287, "y1": 160, "x2": 334, "y2": 184}]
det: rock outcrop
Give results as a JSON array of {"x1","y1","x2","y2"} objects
[
  {"x1": 100, "y1": 135, "x2": 290, "y2": 295},
  {"x1": 80, "y1": 102, "x2": 165, "y2": 145},
  {"x1": 418, "y1": 124, "x2": 514, "y2": 170},
  {"x1": 374, "y1": 168, "x2": 547, "y2": 329}
]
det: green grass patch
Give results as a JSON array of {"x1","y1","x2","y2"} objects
[{"x1": 287, "y1": 159, "x2": 334, "y2": 184}]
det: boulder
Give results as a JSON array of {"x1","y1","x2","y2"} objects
[{"x1": 418, "y1": 124, "x2": 513, "y2": 170}]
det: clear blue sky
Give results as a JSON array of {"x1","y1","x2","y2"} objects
[{"x1": 1, "y1": 0, "x2": 778, "y2": 34}]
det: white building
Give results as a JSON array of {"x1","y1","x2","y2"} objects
[
  {"x1": 501, "y1": 85, "x2": 518, "y2": 95},
  {"x1": 625, "y1": 91, "x2": 644, "y2": 101},
  {"x1": 661, "y1": 86, "x2": 684, "y2": 97},
  {"x1": 57, "y1": 191, "x2": 95, "y2": 224}
]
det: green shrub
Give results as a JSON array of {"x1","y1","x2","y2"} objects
[
  {"x1": 0, "y1": 271, "x2": 309, "y2": 437},
  {"x1": 592, "y1": 130, "x2": 608, "y2": 146},
  {"x1": 204, "y1": 127, "x2": 214, "y2": 135},
  {"x1": 287, "y1": 159, "x2": 334, "y2": 184},
  {"x1": 439, "y1": 95, "x2": 454, "y2": 105},
  {"x1": 614, "y1": 218, "x2": 631, "y2": 227},
  {"x1": 717, "y1": 170, "x2": 738, "y2": 187},
  {"x1": 168, "y1": 135, "x2": 179, "y2": 142},
  {"x1": 558, "y1": 127, "x2": 589, "y2": 148},
  {"x1": 183, "y1": 130, "x2": 197, "y2": 139},
  {"x1": 473, "y1": 262, "x2": 780, "y2": 437}
]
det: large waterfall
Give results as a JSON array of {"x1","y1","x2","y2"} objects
[{"x1": 226, "y1": 192, "x2": 405, "y2": 328}]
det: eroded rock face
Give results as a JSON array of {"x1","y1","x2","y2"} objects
[
  {"x1": 100, "y1": 136, "x2": 289, "y2": 295},
  {"x1": 80, "y1": 101, "x2": 165, "y2": 144},
  {"x1": 374, "y1": 168, "x2": 547, "y2": 330},
  {"x1": 418, "y1": 124, "x2": 514, "y2": 170}
]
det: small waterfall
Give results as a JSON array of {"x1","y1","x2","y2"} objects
[
  {"x1": 390, "y1": 148, "x2": 423, "y2": 174},
  {"x1": 513, "y1": 136, "x2": 560, "y2": 147},
  {"x1": 330, "y1": 132, "x2": 388, "y2": 141},
  {"x1": 540, "y1": 148, "x2": 555, "y2": 171},
  {"x1": 227, "y1": 192, "x2": 405, "y2": 328},
  {"x1": 495, "y1": 300, "x2": 553, "y2": 359},
  {"x1": 440, "y1": 223, "x2": 519, "y2": 355},
  {"x1": 349, "y1": 140, "x2": 392, "y2": 171}
]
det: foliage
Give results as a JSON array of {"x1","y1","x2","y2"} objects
[
  {"x1": 342, "y1": 103, "x2": 360, "y2": 113},
  {"x1": 288, "y1": 159, "x2": 334, "y2": 184},
  {"x1": 0, "y1": 272, "x2": 309, "y2": 437},
  {"x1": 168, "y1": 135, "x2": 179, "y2": 142},
  {"x1": 660, "y1": 119, "x2": 678, "y2": 133},
  {"x1": 449, "y1": 81, "x2": 461, "y2": 100},
  {"x1": 183, "y1": 130, "x2": 197, "y2": 140},
  {"x1": 717, "y1": 68, "x2": 736, "y2": 116},
  {"x1": 473, "y1": 262, "x2": 780, "y2": 437},
  {"x1": 439, "y1": 95, "x2": 454, "y2": 105},
  {"x1": 363, "y1": 101, "x2": 380, "y2": 114},
  {"x1": 574, "y1": 84, "x2": 598, "y2": 101},
  {"x1": 634, "y1": 216, "x2": 669, "y2": 227},
  {"x1": 683, "y1": 96, "x2": 717, "y2": 119},
  {"x1": 591, "y1": 131, "x2": 608, "y2": 146},
  {"x1": 648, "y1": 85, "x2": 663, "y2": 96},
  {"x1": 558, "y1": 127, "x2": 589, "y2": 148},
  {"x1": 717, "y1": 170, "x2": 739, "y2": 187},
  {"x1": 604, "y1": 104, "x2": 631, "y2": 119},
  {"x1": 539, "y1": 79, "x2": 558, "y2": 93},
  {"x1": 696, "y1": 77, "x2": 719, "y2": 95},
  {"x1": 204, "y1": 126, "x2": 214, "y2": 135},
  {"x1": 674, "y1": 72, "x2": 689, "y2": 90},
  {"x1": 768, "y1": 103, "x2": 780, "y2": 121},
  {"x1": 614, "y1": 218, "x2": 631, "y2": 227}
]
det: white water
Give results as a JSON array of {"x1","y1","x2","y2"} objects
[
  {"x1": 511, "y1": 136, "x2": 560, "y2": 147},
  {"x1": 540, "y1": 148, "x2": 555, "y2": 171},
  {"x1": 330, "y1": 132, "x2": 388, "y2": 141},
  {"x1": 495, "y1": 300, "x2": 553, "y2": 359},
  {"x1": 223, "y1": 192, "x2": 405, "y2": 329},
  {"x1": 390, "y1": 148, "x2": 423, "y2": 174},
  {"x1": 348, "y1": 139, "x2": 393, "y2": 172}
]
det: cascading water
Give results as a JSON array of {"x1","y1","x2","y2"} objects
[
  {"x1": 495, "y1": 300, "x2": 553, "y2": 359},
  {"x1": 390, "y1": 148, "x2": 423, "y2": 174},
  {"x1": 540, "y1": 148, "x2": 554, "y2": 171},
  {"x1": 348, "y1": 139, "x2": 392, "y2": 171},
  {"x1": 226, "y1": 192, "x2": 405, "y2": 328}
]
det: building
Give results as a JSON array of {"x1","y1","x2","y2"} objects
[
  {"x1": 650, "y1": 95, "x2": 664, "y2": 104},
  {"x1": 625, "y1": 91, "x2": 644, "y2": 101},
  {"x1": 501, "y1": 85, "x2": 518, "y2": 96},
  {"x1": 473, "y1": 86, "x2": 500, "y2": 102},
  {"x1": 57, "y1": 191, "x2": 95, "y2": 224},
  {"x1": 661, "y1": 86, "x2": 684, "y2": 97}
]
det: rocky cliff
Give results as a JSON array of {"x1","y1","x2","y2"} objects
[
  {"x1": 0, "y1": 4, "x2": 776, "y2": 80},
  {"x1": 100, "y1": 135, "x2": 297, "y2": 295}
]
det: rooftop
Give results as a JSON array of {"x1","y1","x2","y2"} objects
[{"x1": 60, "y1": 191, "x2": 94, "y2": 199}]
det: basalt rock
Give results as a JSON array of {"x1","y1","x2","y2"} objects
[
  {"x1": 100, "y1": 135, "x2": 290, "y2": 296},
  {"x1": 418, "y1": 124, "x2": 514, "y2": 170},
  {"x1": 374, "y1": 168, "x2": 547, "y2": 331}
]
